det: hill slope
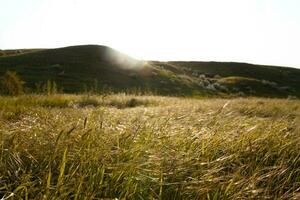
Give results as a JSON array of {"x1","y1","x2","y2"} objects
[{"x1": 0, "y1": 45, "x2": 299, "y2": 97}]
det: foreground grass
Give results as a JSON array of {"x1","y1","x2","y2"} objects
[{"x1": 0, "y1": 94, "x2": 300, "y2": 199}]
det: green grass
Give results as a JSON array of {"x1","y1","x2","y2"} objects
[{"x1": 0, "y1": 94, "x2": 300, "y2": 199}]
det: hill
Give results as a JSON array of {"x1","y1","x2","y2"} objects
[
  {"x1": 0, "y1": 45, "x2": 300, "y2": 97},
  {"x1": 0, "y1": 49, "x2": 43, "y2": 57}
]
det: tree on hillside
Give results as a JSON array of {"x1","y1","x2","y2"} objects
[{"x1": 0, "y1": 70, "x2": 25, "y2": 95}]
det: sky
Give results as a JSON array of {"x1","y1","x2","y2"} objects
[{"x1": 1, "y1": 0, "x2": 300, "y2": 68}]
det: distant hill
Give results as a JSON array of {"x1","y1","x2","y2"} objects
[
  {"x1": 0, "y1": 49, "x2": 43, "y2": 57},
  {"x1": 0, "y1": 45, "x2": 299, "y2": 97}
]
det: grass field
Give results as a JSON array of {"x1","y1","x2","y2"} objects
[{"x1": 0, "y1": 94, "x2": 300, "y2": 199}]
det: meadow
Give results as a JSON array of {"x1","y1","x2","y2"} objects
[{"x1": 0, "y1": 94, "x2": 300, "y2": 199}]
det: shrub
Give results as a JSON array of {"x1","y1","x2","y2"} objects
[
  {"x1": 77, "y1": 95, "x2": 100, "y2": 107},
  {"x1": 0, "y1": 70, "x2": 25, "y2": 96},
  {"x1": 42, "y1": 80, "x2": 58, "y2": 95},
  {"x1": 108, "y1": 97, "x2": 152, "y2": 108},
  {"x1": 126, "y1": 98, "x2": 140, "y2": 107}
]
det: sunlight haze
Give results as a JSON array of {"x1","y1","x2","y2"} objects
[{"x1": 1, "y1": 0, "x2": 300, "y2": 68}]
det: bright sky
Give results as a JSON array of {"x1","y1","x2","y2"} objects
[{"x1": 1, "y1": 0, "x2": 300, "y2": 68}]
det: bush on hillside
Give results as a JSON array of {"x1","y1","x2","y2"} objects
[
  {"x1": 0, "y1": 70, "x2": 25, "y2": 96},
  {"x1": 42, "y1": 80, "x2": 58, "y2": 95}
]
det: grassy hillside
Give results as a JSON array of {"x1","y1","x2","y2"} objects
[
  {"x1": 0, "y1": 94, "x2": 300, "y2": 199},
  {"x1": 0, "y1": 45, "x2": 199, "y2": 95},
  {"x1": 150, "y1": 61, "x2": 300, "y2": 97},
  {"x1": 0, "y1": 45, "x2": 300, "y2": 97}
]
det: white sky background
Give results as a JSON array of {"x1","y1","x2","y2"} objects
[{"x1": 1, "y1": 0, "x2": 300, "y2": 68}]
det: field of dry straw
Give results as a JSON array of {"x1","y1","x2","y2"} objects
[{"x1": 0, "y1": 94, "x2": 300, "y2": 199}]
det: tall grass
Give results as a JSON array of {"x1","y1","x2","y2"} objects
[{"x1": 0, "y1": 95, "x2": 299, "y2": 199}]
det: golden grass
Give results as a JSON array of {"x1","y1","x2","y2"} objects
[{"x1": 0, "y1": 94, "x2": 299, "y2": 199}]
